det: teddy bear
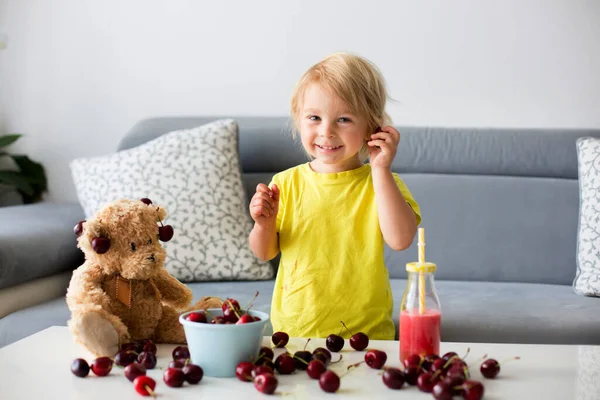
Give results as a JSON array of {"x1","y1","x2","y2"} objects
[{"x1": 66, "y1": 197, "x2": 222, "y2": 357}]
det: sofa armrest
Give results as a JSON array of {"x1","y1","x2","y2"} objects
[{"x1": 0, "y1": 202, "x2": 84, "y2": 290}]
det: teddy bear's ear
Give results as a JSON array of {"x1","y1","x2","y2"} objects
[
  {"x1": 80, "y1": 218, "x2": 111, "y2": 254},
  {"x1": 155, "y1": 206, "x2": 167, "y2": 222}
]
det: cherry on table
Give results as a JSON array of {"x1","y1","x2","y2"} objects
[
  {"x1": 462, "y1": 380, "x2": 485, "y2": 400},
  {"x1": 115, "y1": 350, "x2": 137, "y2": 367},
  {"x1": 133, "y1": 375, "x2": 156, "y2": 397},
  {"x1": 404, "y1": 354, "x2": 422, "y2": 368},
  {"x1": 172, "y1": 345, "x2": 190, "y2": 361},
  {"x1": 404, "y1": 365, "x2": 420, "y2": 385},
  {"x1": 70, "y1": 358, "x2": 90, "y2": 377},
  {"x1": 306, "y1": 359, "x2": 327, "y2": 379},
  {"x1": 480, "y1": 358, "x2": 500, "y2": 378},
  {"x1": 272, "y1": 331, "x2": 289, "y2": 348},
  {"x1": 254, "y1": 373, "x2": 278, "y2": 395},
  {"x1": 293, "y1": 350, "x2": 312, "y2": 370},
  {"x1": 137, "y1": 351, "x2": 157, "y2": 369},
  {"x1": 274, "y1": 353, "x2": 296, "y2": 375},
  {"x1": 141, "y1": 339, "x2": 157, "y2": 354},
  {"x1": 163, "y1": 367, "x2": 186, "y2": 387},
  {"x1": 326, "y1": 334, "x2": 344, "y2": 352},
  {"x1": 442, "y1": 351, "x2": 458, "y2": 362},
  {"x1": 258, "y1": 346, "x2": 274, "y2": 363},
  {"x1": 319, "y1": 370, "x2": 341, "y2": 393},
  {"x1": 120, "y1": 341, "x2": 143, "y2": 353},
  {"x1": 183, "y1": 364, "x2": 203, "y2": 384},
  {"x1": 382, "y1": 367, "x2": 405, "y2": 389},
  {"x1": 364, "y1": 349, "x2": 387, "y2": 369},
  {"x1": 236, "y1": 361, "x2": 255, "y2": 382},
  {"x1": 124, "y1": 363, "x2": 146, "y2": 382},
  {"x1": 169, "y1": 359, "x2": 187, "y2": 369},
  {"x1": 313, "y1": 347, "x2": 332, "y2": 363},
  {"x1": 444, "y1": 375, "x2": 465, "y2": 396},
  {"x1": 417, "y1": 371, "x2": 439, "y2": 393},
  {"x1": 91, "y1": 357, "x2": 113, "y2": 376},
  {"x1": 252, "y1": 365, "x2": 274, "y2": 378},
  {"x1": 432, "y1": 380, "x2": 453, "y2": 400}
]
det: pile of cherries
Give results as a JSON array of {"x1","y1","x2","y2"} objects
[
  {"x1": 184, "y1": 292, "x2": 260, "y2": 325},
  {"x1": 70, "y1": 340, "x2": 203, "y2": 397}
]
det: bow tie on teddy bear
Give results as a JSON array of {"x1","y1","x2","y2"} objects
[{"x1": 66, "y1": 197, "x2": 221, "y2": 357}]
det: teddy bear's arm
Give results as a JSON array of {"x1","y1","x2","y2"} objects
[
  {"x1": 152, "y1": 269, "x2": 193, "y2": 310},
  {"x1": 66, "y1": 263, "x2": 113, "y2": 311}
]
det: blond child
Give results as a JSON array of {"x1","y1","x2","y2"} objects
[{"x1": 249, "y1": 52, "x2": 421, "y2": 340}]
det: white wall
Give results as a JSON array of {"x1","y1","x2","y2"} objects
[{"x1": 1, "y1": 0, "x2": 599, "y2": 203}]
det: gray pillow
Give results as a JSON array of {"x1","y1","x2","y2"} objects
[{"x1": 70, "y1": 119, "x2": 273, "y2": 282}]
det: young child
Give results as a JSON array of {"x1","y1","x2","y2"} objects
[{"x1": 249, "y1": 52, "x2": 421, "y2": 340}]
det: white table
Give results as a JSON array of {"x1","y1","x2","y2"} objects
[{"x1": 0, "y1": 326, "x2": 598, "y2": 399}]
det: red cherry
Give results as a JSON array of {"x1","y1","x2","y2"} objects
[
  {"x1": 133, "y1": 375, "x2": 156, "y2": 397},
  {"x1": 169, "y1": 359, "x2": 186, "y2": 369},
  {"x1": 236, "y1": 314, "x2": 255, "y2": 324},
  {"x1": 182, "y1": 364, "x2": 203, "y2": 384},
  {"x1": 91, "y1": 237, "x2": 110, "y2": 254},
  {"x1": 91, "y1": 356, "x2": 113, "y2": 376},
  {"x1": 70, "y1": 358, "x2": 90, "y2": 377},
  {"x1": 252, "y1": 365, "x2": 274, "y2": 378},
  {"x1": 211, "y1": 316, "x2": 225, "y2": 324},
  {"x1": 462, "y1": 380, "x2": 485, "y2": 400},
  {"x1": 326, "y1": 334, "x2": 344, "y2": 352},
  {"x1": 141, "y1": 339, "x2": 157, "y2": 354},
  {"x1": 274, "y1": 353, "x2": 296, "y2": 374},
  {"x1": 186, "y1": 312, "x2": 207, "y2": 323},
  {"x1": 140, "y1": 198, "x2": 152, "y2": 205},
  {"x1": 480, "y1": 358, "x2": 500, "y2": 379},
  {"x1": 222, "y1": 298, "x2": 241, "y2": 312},
  {"x1": 382, "y1": 367, "x2": 406, "y2": 389},
  {"x1": 115, "y1": 350, "x2": 137, "y2": 367},
  {"x1": 258, "y1": 347, "x2": 274, "y2": 364},
  {"x1": 158, "y1": 225, "x2": 174, "y2": 242},
  {"x1": 124, "y1": 363, "x2": 146, "y2": 382},
  {"x1": 163, "y1": 367, "x2": 185, "y2": 387},
  {"x1": 404, "y1": 365, "x2": 421, "y2": 385},
  {"x1": 417, "y1": 372, "x2": 439, "y2": 393},
  {"x1": 319, "y1": 370, "x2": 340, "y2": 393},
  {"x1": 340, "y1": 321, "x2": 369, "y2": 351},
  {"x1": 312, "y1": 347, "x2": 332, "y2": 364},
  {"x1": 236, "y1": 361, "x2": 254, "y2": 382},
  {"x1": 254, "y1": 373, "x2": 278, "y2": 395},
  {"x1": 271, "y1": 331, "x2": 289, "y2": 348},
  {"x1": 306, "y1": 359, "x2": 327, "y2": 379},
  {"x1": 172, "y1": 346, "x2": 190, "y2": 361},
  {"x1": 404, "y1": 354, "x2": 422, "y2": 368},
  {"x1": 137, "y1": 351, "x2": 157, "y2": 370},
  {"x1": 73, "y1": 220, "x2": 85, "y2": 237},
  {"x1": 364, "y1": 349, "x2": 387, "y2": 369},
  {"x1": 432, "y1": 381, "x2": 454, "y2": 400},
  {"x1": 223, "y1": 307, "x2": 239, "y2": 323}
]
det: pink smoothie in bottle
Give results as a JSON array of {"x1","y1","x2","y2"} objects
[{"x1": 399, "y1": 309, "x2": 441, "y2": 363}]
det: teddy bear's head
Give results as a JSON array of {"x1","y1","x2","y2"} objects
[{"x1": 75, "y1": 198, "x2": 172, "y2": 280}]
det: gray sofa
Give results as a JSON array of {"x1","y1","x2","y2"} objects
[{"x1": 2, "y1": 117, "x2": 600, "y2": 348}]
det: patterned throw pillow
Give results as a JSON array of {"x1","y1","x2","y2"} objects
[
  {"x1": 574, "y1": 137, "x2": 600, "y2": 296},
  {"x1": 70, "y1": 119, "x2": 273, "y2": 282}
]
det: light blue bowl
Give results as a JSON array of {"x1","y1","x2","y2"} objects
[{"x1": 179, "y1": 308, "x2": 270, "y2": 378}]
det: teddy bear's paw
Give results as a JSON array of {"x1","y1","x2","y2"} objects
[
  {"x1": 71, "y1": 310, "x2": 121, "y2": 357},
  {"x1": 191, "y1": 296, "x2": 222, "y2": 311}
]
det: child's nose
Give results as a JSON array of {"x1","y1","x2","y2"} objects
[{"x1": 318, "y1": 124, "x2": 336, "y2": 138}]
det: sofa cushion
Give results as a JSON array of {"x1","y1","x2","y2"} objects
[
  {"x1": 2, "y1": 279, "x2": 600, "y2": 348},
  {"x1": 0, "y1": 203, "x2": 84, "y2": 290},
  {"x1": 70, "y1": 119, "x2": 273, "y2": 282},
  {"x1": 574, "y1": 137, "x2": 600, "y2": 297}
]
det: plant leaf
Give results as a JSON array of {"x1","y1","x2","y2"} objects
[
  {"x1": 0, "y1": 171, "x2": 34, "y2": 196},
  {"x1": 10, "y1": 155, "x2": 47, "y2": 187},
  {"x1": 0, "y1": 134, "x2": 22, "y2": 148}
]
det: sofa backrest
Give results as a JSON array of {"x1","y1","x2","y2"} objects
[{"x1": 118, "y1": 117, "x2": 600, "y2": 286}]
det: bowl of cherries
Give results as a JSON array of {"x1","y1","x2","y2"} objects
[{"x1": 179, "y1": 294, "x2": 269, "y2": 378}]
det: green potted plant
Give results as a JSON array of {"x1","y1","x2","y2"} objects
[{"x1": 0, "y1": 134, "x2": 48, "y2": 204}]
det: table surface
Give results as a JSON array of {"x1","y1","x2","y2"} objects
[{"x1": 0, "y1": 326, "x2": 598, "y2": 399}]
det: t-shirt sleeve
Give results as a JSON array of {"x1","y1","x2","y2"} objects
[
  {"x1": 268, "y1": 174, "x2": 284, "y2": 232},
  {"x1": 393, "y1": 174, "x2": 422, "y2": 226}
]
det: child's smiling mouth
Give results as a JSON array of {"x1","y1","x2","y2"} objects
[{"x1": 315, "y1": 144, "x2": 343, "y2": 151}]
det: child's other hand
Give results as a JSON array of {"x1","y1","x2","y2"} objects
[
  {"x1": 249, "y1": 183, "x2": 280, "y2": 226},
  {"x1": 367, "y1": 126, "x2": 400, "y2": 170}
]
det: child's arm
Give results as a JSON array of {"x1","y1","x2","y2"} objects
[
  {"x1": 248, "y1": 183, "x2": 280, "y2": 261},
  {"x1": 368, "y1": 126, "x2": 418, "y2": 250}
]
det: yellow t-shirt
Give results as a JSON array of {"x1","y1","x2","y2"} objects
[{"x1": 269, "y1": 163, "x2": 421, "y2": 340}]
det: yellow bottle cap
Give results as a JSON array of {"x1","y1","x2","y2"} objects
[{"x1": 406, "y1": 262, "x2": 437, "y2": 273}]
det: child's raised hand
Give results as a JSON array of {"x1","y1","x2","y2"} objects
[
  {"x1": 367, "y1": 126, "x2": 400, "y2": 170},
  {"x1": 249, "y1": 183, "x2": 279, "y2": 225}
]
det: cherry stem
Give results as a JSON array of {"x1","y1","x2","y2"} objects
[
  {"x1": 443, "y1": 355, "x2": 459, "y2": 369},
  {"x1": 340, "y1": 321, "x2": 354, "y2": 336},
  {"x1": 347, "y1": 361, "x2": 363, "y2": 370},
  {"x1": 145, "y1": 385, "x2": 156, "y2": 398},
  {"x1": 480, "y1": 353, "x2": 488, "y2": 362},
  {"x1": 462, "y1": 347, "x2": 471, "y2": 360},
  {"x1": 224, "y1": 299, "x2": 242, "y2": 319},
  {"x1": 204, "y1": 309, "x2": 215, "y2": 319},
  {"x1": 331, "y1": 354, "x2": 343, "y2": 364},
  {"x1": 242, "y1": 291, "x2": 260, "y2": 311},
  {"x1": 500, "y1": 356, "x2": 521, "y2": 365},
  {"x1": 303, "y1": 338, "x2": 311, "y2": 351},
  {"x1": 293, "y1": 356, "x2": 309, "y2": 366}
]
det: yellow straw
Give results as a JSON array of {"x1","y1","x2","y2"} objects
[{"x1": 418, "y1": 228, "x2": 426, "y2": 315}]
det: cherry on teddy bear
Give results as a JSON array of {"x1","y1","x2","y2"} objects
[{"x1": 66, "y1": 198, "x2": 221, "y2": 357}]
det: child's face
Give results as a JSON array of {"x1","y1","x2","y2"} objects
[{"x1": 298, "y1": 83, "x2": 369, "y2": 173}]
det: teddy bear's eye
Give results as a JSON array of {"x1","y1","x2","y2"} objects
[
  {"x1": 148, "y1": 239, "x2": 152, "y2": 245},
  {"x1": 130, "y1": 243, "x2": 136, "y2": 252}
]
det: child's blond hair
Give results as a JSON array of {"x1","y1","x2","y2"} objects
[{"x1": 290, "y1": 52, "x2": 392, "y2": 161}]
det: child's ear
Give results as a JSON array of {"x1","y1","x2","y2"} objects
[{"x1": 374, "y1": 126, "x2": 382, "y2": 133}]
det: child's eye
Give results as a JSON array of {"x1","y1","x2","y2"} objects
[
  {"x1": 130, "y1": 243, "x2": 136, "y2": 251},
  {"x1": 308, "y1": 115, "x2": 320, "y2": 121},
  {"x1": 338, "y1": 117, "x2": 352, "y2": 123}
]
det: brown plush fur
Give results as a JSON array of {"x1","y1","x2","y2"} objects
[{"x1": 66, "y1": 199, "x2": 222, "y2": 357}]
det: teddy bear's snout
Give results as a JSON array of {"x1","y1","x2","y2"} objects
[{"x1": 148, "y1": 254, "x2": 156, "y2": 263}]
